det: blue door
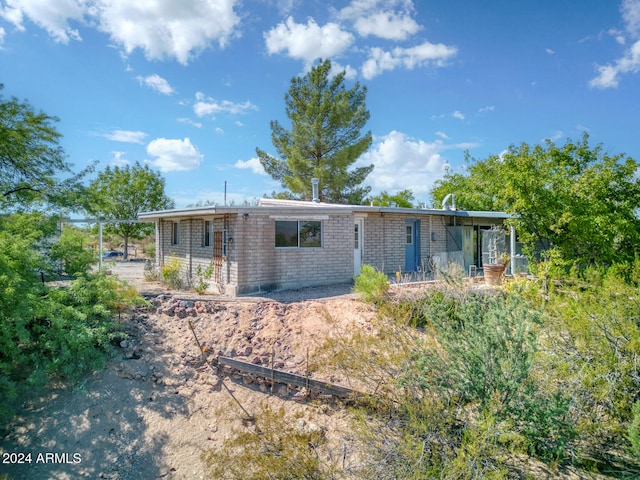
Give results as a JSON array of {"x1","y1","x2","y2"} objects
[{"x1": 405, "y1": 220, "x2": 420, "y2": 271}]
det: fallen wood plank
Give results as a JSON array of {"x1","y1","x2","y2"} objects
[{"x1": 218, "y1": 356, "x2": 357, "y2": 398}]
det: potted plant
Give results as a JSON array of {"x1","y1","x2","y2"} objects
[{"x1": 483, "y1": 227, "x2": 509, "y2": 286}]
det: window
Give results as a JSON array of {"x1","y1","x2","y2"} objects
[
  {"x1": 172, "y1": 221, "x2": 180, "y2": 245},
  {"x1": 354, "y1": 223, "x2": 359, "y2": 249},
  {"x1": 406, "y1": 224, "x2": 413, "y2": 244},
  {"x1": 275, "y1": 220, "x2": 322, "y2": 248},
  {"x1": 203, "y1": 220, "x2": 211, "y2": 247}
]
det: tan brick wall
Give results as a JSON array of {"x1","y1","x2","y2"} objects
[
  {"x1": 235, "y1": 213, "x2": 354, "y2": 294},
  {"x1": 362, "y1": 213, "x2": 434, "y2": 275},
  {"x1": 153, "y1": 211, "x2": 506, "y2": 294},
  {"x1": 157, "y1": 216, "x2": 237, "y2": 290}
]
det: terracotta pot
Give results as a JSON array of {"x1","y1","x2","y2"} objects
[{"x1": 484, "y1": 264, "x2": 506, "y2": 285}]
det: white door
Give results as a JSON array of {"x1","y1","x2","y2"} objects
[{"x1": 354, "y1": 218, "x2": 363, "y2": 275}]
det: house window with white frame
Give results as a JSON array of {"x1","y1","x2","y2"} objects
[
  {"x1": 171, "y1": 221, "x2": 180, "y2": 245},
  {"x1": 203, "y1": 220, "x2": 211, "y2": 247},
  {"x1": 275, "y1": 220, "x2": 322, "y2": 248}
]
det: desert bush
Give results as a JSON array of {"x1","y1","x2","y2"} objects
[
  {"x1": 161, "y1": 257, "x2": 182, "y2": 289},
  {"x1": 203, "y1": 403, "x2": 335, "y2": 479},
  {"x1": 539, "y1": 261, "x2": 640, "y2": 472},
  {"x1": 143, "y1": 260, "x2": 159, "y2": 281},
  {"x1": 401, "y1": 288, "x2": 575, "y2": 462},
  {"x1": 143, "y1": 242, "x2": 156, "y2": 258},
  {"x1": 193, "y1": 263, "x2": 213, "y2": 295},
  {"x1": 353, "y1": 264, "x2": 389, "y2": 304}
]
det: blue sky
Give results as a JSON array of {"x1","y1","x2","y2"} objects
[{"x1": 1, "y1": 0, "x2": 638, "y2": 208}]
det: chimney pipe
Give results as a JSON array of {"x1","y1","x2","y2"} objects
[{"x1": 311, "y1": 178, "x2": 319, "y2": 203}]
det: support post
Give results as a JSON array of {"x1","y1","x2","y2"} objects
[
  {"x1": 98, "y1": 221, "x2": 103, "y2": 270},
  {"x1": 510, "y1": 224, "x2": 516, "y2": 276}
]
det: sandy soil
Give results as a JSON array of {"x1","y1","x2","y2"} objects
[{"x1": 0, "y1": 261, "x2": 371, "y2": 479}]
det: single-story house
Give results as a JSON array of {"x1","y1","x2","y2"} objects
[{"x1": 139, "y1": 198, "x2": 520, "y2": 296}]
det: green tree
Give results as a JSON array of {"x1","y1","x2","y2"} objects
[
  {"x1": 430, "y1": 135, "x2": 640, "y2": 266},
  {"x1": 431, "y1": 160, "x2": 496, "y2": 211},
  {"x1": 366, "y1": 188, "x2": 415, "y2": 207},
  {"x1": 0, "y1": 85, "x2": 90, "y2": 212},
  {"x1": 257, "y1": 59, "x2": 373, "y2": 204},
  {"x1": 85, "y1": 162, "x2": 174, "y2": 259}
]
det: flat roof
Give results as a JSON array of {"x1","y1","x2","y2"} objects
[{"x1": 139, "y1": 199, "x2": 511, "y2": 220}]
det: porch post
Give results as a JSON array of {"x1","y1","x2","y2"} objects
[{"x1": 510, "y1": 224, "x2": 516, "y2": 276}]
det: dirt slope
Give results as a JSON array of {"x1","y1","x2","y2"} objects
[{"x1": 0, "y1": 263, "x2": 371, "y2": 479}]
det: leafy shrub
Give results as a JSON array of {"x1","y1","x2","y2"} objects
[
  {"x1": 0, "y1": 215, "x2": 144, "y2": 426},
  {"x1": 161, "y1": 257, "x2": 182, "y2": 289},
  {"x1": 627, "y1": 401, "x2": 640, "y2": 460},
  {"x1": 401, "y1": 288, "x2": 575, "y2": 461},
  {"x1": 49, "y1": 226, "x2": 96, "y2": 276},
  {"x1": 541, "y1": 261, "x2": 640, "y2": 470},
  {"x1": 353, "y1": 264, "x2": 389, "y2": 304},
  {"x1": 193, "y1": 263, "x2": 213, "y2": 295}
]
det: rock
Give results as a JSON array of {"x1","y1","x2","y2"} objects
[
  {"x1": 237, "y1": 345, "x2": 253, "y2": 356},
  {"x1": 119, "y1": 340, "x2": 129, "y2": 349},
  {"x1": 293, "y1": 388, "x2": 309, "y2": 402},
  {"x1": 117, "y1": 360, "x2": 147, "y2": 380},
  {"x1": 250, "y1": 355, "x2": 262, "y2": 365}
]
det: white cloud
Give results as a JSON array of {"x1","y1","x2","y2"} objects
[
  {"x1": 1, "y1": 0, "x2": 242, "y2": 64},
  {"x1": 361, "y1": 41, "x2": 457, "y2": 79},
  {"x1": 609, "y1": 28, "x2": 627, "y2": 44},
  {"x1": 452, "y1": 110, "x2": 465, "y2": 120},
  {"x1": 622, "y1": 0, "x2": 640, "y2": 37},
  {"x1": 356, "y1": 130, "x2": 449, "y2": 196},
  {"x1": 546, "y1": 48, "x2": 555, "y2": 55},
  {"x1": 589, "y1": 0, "x2": 640, "y2": 88},
  {"x1": 97, "y1": 0, "x2": 241, "y2": 64},
  {"x1": 193, "y1": 92, "x2": 257, "y2": 117},
  {"x1": 337, "y1": 1, "x2": 424, "y2": 40},
  {"x1": 136, "y1": 73, "x2": 174, "y2": 95},
  {"x1": 264, "y1": 16, "x2": 354, "y2": 63},
  {"x1": 589, "y1": 39, "x2": 640, "y2": 88},
  {"x1": 0, "y1": 0, "x2": 85, "y2": 43},
  {"x1": 352, "y1": 10, "x2": 420, "y2": 40},
  {"x1": 215, "y1": 127, "x2": 224, "y2": 135},
  {"x1": 104, "y1": 129, "x2": 147, "y2": 144},
  {"x1": 478, "y1": 105, "x2": 495, "y2": 113},
  {"x1": 330, "y1": 60, "x2": 358, "y2": 80},
  {"x1": 234, "y1": 157, "x2": 267, "y2": 176},
  {"x1": 146, "y1": 137, "x2": 203, "y2": 172},
  {"x1": 435, "y1": 131, "x2": 449, "y2": 139},
  {"x1": 110, "y1": 151, "x2": 130, "y2": 167},
  {"x1": 177, "y1": 117, "x2": 202, "y2": 128},
  {"x1": 544, "y1": 130, "x2": 564, "y2": 142}
]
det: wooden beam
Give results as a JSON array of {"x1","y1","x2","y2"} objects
[{"x1": 218, "y1": 356, "x2": 357, "y2": 399}]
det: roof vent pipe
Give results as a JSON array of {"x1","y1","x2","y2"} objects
[
  {"x1": 311, "y1": 178, "x2": 320, "y2": 203},
  {"x1": 441, "y1": 193, "x2": 456, "y2": 210}
]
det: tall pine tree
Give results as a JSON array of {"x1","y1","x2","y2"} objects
[{"x1": 257, "y1": 59, "x2": 373, "y2": 204}]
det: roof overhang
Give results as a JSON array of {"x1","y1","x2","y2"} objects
[{"x1": 139, "y1": 201, "x2": 512, "y2": 221}]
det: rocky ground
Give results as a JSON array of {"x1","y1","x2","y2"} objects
[{"x1": 0, "y1": 261, "x2": 371, "y2": 479}]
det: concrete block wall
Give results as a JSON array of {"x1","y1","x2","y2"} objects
[
  {"x1": 157, "y1": 217, "x2": 237, "y2": 290},
  {"x1": 235, "y1": 214, "x2": 276, "y2": 292},
  {"x1": 236, "y1": 213, "x2": 353, "y2": 294},
  {"x1": 363, "y1": 213, "x2": 434, "y2": 275}
]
